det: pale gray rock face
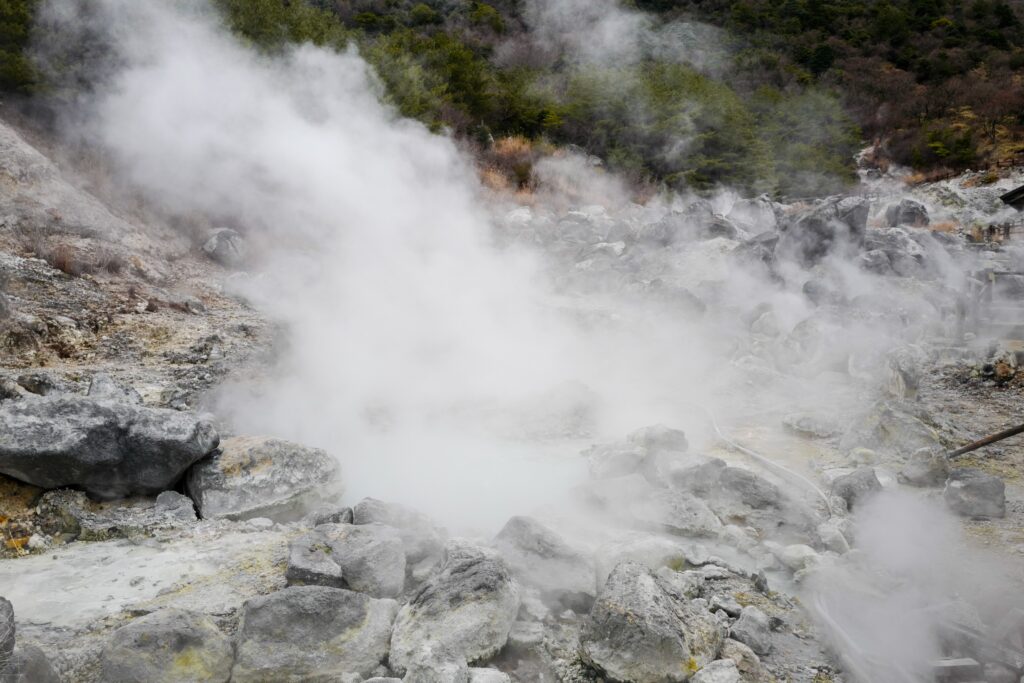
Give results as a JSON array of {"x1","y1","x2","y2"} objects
[
  {"x1": 353, "y1": 497, "x2": 445, "y2": 564},
  {"x1": 87, "y1": 373, "x2": 143, "y2": 404},
  {"x1": 885, "y1": 198, "x2": 930, "y2": 227},
  {"x1": 580, "y1": 561, "x2": 724, "y2": 683},
  {"x1": 186, "y1": 436, "x2": 341, "y2": 521},
  {"x1": 944, "y1": 468, "x2": 1006, "y2": 518},
  {"x1": 100, "y1": 609, "x2": 234, "y2": 683},
  {"x1": 325, "y1": 523, "x2": 406, "y2": 598},
  {"x1": 2, "y1": 644, "x2": 61, "y2": 683},
  {"x1": 202, "y1": 227, "x2": 246, "y2": 267},
  {"x1": 232, "y1": 586, "x2": 398, "y2": 682},
  {"x1": 494, "y1": 516, "x2": 596, "y2": 611},
  {"x1": 692, "y1": 659, "x2": 741, "y2": 683},
  {"x1": 389, "y1": 541, "x2": 520, "y2": 675},
  {"x1": 729, "y1": 607, "x2": 772, "y2": 655},
  {"x1": 0, "y1": 395, "x2": 218, "y2": 499}
]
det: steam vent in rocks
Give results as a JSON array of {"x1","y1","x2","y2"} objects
[{"x1": 4, "y1": 1, "x2": 1024, "y2": 682}]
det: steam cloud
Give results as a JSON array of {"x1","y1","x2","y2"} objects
[{"x1": 31, "y1": 1, "x2": 1020, "y2": 679}]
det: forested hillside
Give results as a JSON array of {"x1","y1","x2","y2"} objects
[{"x1": 1, "y1": 0, "x2": 1021, "y2": 197}]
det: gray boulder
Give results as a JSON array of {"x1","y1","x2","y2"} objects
[
  {"x1": 100, "y1": 609, "x2": 234, "y2": 683},
  {"x1": 353, "y1": 498, "x2": 444, "y2": 564},
  {"x1": 729, "y1": 607, "x2": 772, "y2": 655},
  {"x1": 390, "y1": 541, "x2": 520, "y2": 675},
  {"x1": 232, "y1": 586, "x2": 398, "y2": 682},
  {"x1": 0, "y1": 395, "x2": 218, "y2": 499},
  {"x1": 0, "y1": 597, "x2": 13, "y2": 666},
  {"x1": 2, "y1": 644, "x2": 60, "y2": 683},
  {"x1": 667, "y1": 457, "x2": 727, "y2": 496},
  {"x1": 288, "y1": 523, "x2": 405, "y2": 598},
  {"x1": 898, "y1": 449, "x2": 949, "y2": 487},
  {"x1": 717, "y1": 467, "x2": 782, "y2": 510},
  {"x1": 494, "y1": 516, "x2": 596, "y2": 610},
  {"x1": 831, "y1": 467, "x2": 882, "y2": 511},
  {"x1": 885, "y1": 199, "x2": 929, "y2": 227},
  {"x1": 186, "y1": 436, "x2": 341, "y2": 521},
  {"x1": 944, "y1": 469, "x2": 1005, "y2": 518},
  {"x1": 778, "y1": 196, "x2": 869, "y2": 264},
  {"x1": 580, "y1": 561, "x2": 724, "y2": 682},
  {"x1": 202, "y1": 227, "x2": 246, "y2": 267},
  {"x1": 326, "y1": 524, "x2": 405, "y2": 598},
  {"x1": 630, "y1": 490, "x2": 722, "y2": 537},
  {"x1": 840, "y1": 401, "x2": 942, "y2": 457}
]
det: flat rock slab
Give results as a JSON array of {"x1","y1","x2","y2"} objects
[
  {"x1": 0, "y1": 529, "x2": 288, "y2": 632},
  {"x1": 0, "y1": 395, "x2": 218, "y2": 498},
  {"x1": 187, "y1": 436, "x2": 341, "y2": 522}
]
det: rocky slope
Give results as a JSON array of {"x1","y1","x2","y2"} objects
[{"x1": 1, "y1": 114, "x2": 1024, "y2": 683}]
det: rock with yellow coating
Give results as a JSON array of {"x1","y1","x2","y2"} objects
[
  {"x1": 232, "y1": 586, "x2": 398, "y2": 682},
  {"x1": 580, "y1": 561, "x2": 725, "y2": 683},
  {"x1": 186, "y1": 436, "x2": 341, "y2": 522},
  {"x1": 99, "y1": 609, "x2": 234, "y2": 683}
]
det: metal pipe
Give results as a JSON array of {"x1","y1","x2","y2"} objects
[{"x1": 948, "y1": 421, "x2": 1024, "y2": 459}]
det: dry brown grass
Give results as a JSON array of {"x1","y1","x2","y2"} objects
[
  {"x1": 930, "y1": 220, "x2": 959, "y2": 233},
  {"x1": 903, "y1": 167, "x2": 957, "y2": 186},
  {"x1": 482, "y1": 135, "x2": 537, "y2": 190}
]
